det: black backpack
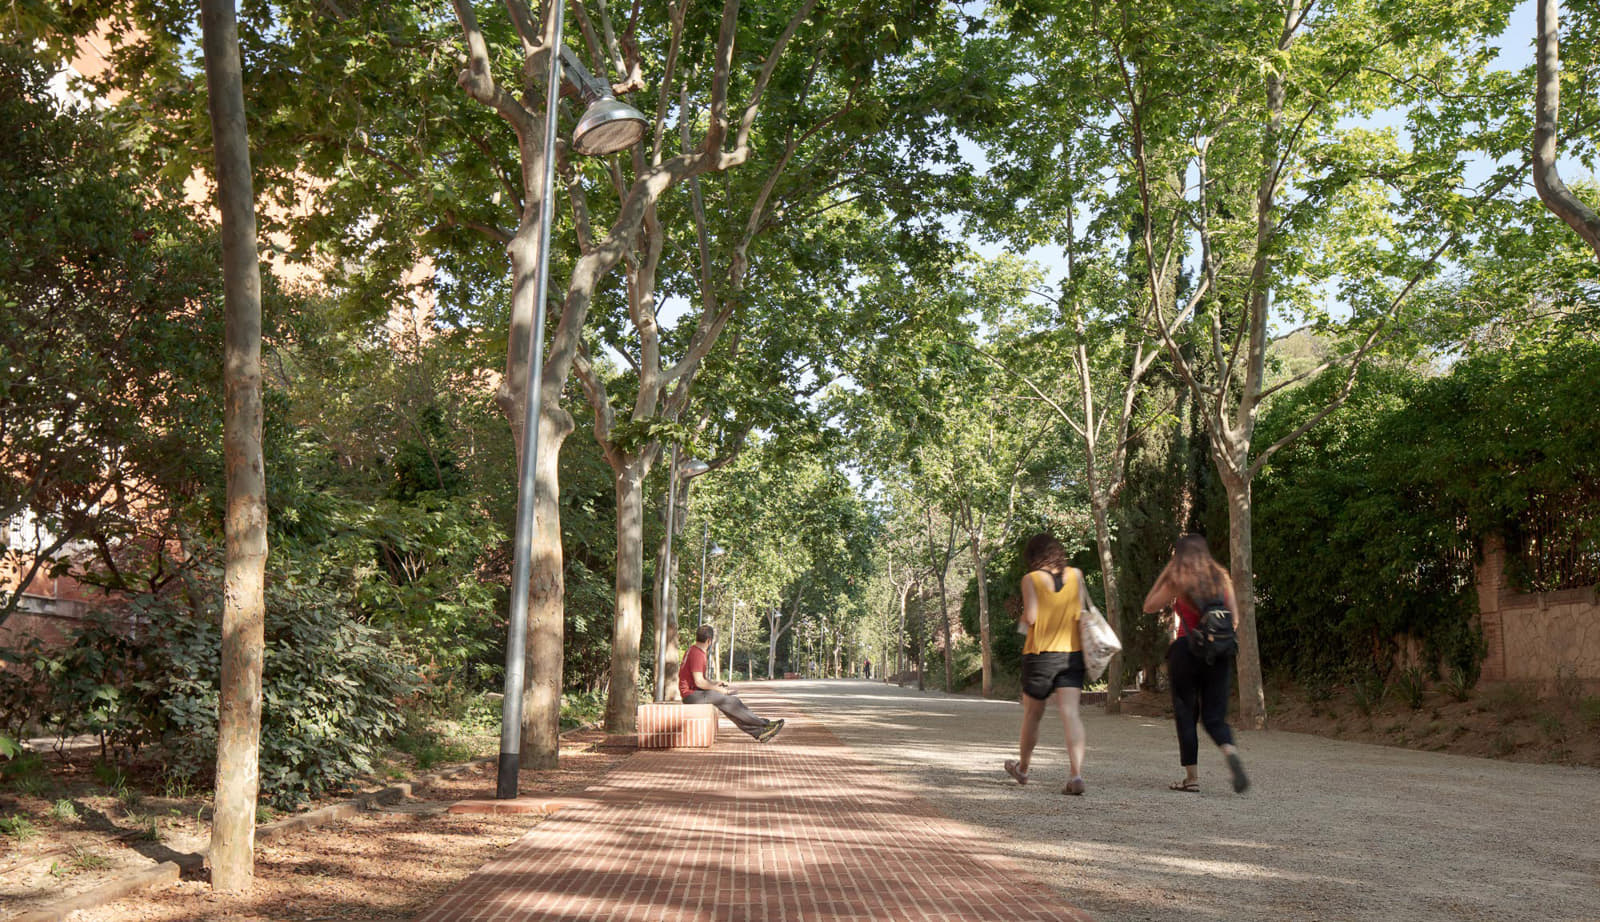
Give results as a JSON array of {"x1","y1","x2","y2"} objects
[{"x1": 1186, "y1": 598, "x2": 1237, "y2": 665}]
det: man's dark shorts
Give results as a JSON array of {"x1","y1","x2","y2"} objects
[{"x1": 1021, "y1": 651, "x2": 1086, "y2": 700}]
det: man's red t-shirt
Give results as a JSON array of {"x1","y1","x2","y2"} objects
[{"x1": 679, "y1": 644, "x2": 708, "y2": 699}]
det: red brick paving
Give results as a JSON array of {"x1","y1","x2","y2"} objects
[{"x1": 415, "y1": 686, "x2": 1094, "y2": 922}]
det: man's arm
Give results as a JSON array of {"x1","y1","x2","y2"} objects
[{"x1": 693, "y1": 670, "x2": 726, "y2": 691}]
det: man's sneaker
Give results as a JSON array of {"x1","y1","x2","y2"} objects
[{"x1": 757, "y1": 719, "x2": 785, "y2": 743}]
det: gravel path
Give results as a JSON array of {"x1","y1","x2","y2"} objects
[{"x1": 775, "y1": 678, "x2": 1600, "y2": 922}]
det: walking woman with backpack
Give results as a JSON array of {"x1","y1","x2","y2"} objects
[{"x1": 1142, "y1": 534, "x2": 1250, "y2": 794}]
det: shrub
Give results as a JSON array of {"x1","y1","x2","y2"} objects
[
  {"x1": 38, "y1": 557, "x2": 417, "y2": 811},
  {"x1": 1395, "y1": 667, "x2": 1427, "y2": 710},
  {"x1": 1580, "y1": 696, "x2": 1600, "y2": 730},
  {"x1": 1441, "y1": 665, "x2": 1476, "y2": 702},
  {"x1": 0, "y1": 814, "x2": 38, "y2": 840},
  {"x1": 391, "y1": 726, "x2": 474, "y2": 771},
  {"x1": 36, "y1": 613, "x2": 153, "y2": 758},
  {"x1": 1553, "y1": 665, "x2": 1582, "y2": 710},
  {"x1": 1351, "y1": 671, "x2": 1387, "y2": 716},
  {"x1": 560, "y1": 690, "x2": 606, "y2": 731}
]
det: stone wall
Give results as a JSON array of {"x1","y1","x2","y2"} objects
[{"x1": 1476, "y1": 535, "x2": 1600, "y2": 684}]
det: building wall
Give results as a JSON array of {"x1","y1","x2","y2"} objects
[{"x1": 1477, "y1": 534, "x2": 1600, "y2": 685}]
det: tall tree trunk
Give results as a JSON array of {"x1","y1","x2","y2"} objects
[
  {"x1": 202, "y1": 0, "x2": 266, "y2": 892},
  {"x1": 604, "y1": 461, "x2": 647, "y2": 733},
  {"x1": 969, "y1": 539, "x2": 993, "y2": 697},
  {"x1": 652, "y1": 475, "x2": 690, "y2": 701},
  {"x1": 1219, "y1": 463, "x2": 1266, "y2": 729},
  {"x1": 1089, "y1": 495, "x2": 1125, "y2": 713},
  {"x1": 520, "y1": 401, "x2": 571, "y2": 769},
  {"x1": 896, "y1": 580, "x2": 911, "y2": 682},
  {"x1": 935, "y1": 570, "x2": 954, "y2": 691},
  {"x1": 1534, "y1": 0, "x2": 1600, "y2": 258}
]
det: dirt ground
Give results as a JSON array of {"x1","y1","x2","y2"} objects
[
  {"x1": 0, "y1": 731, "x2": 629, "y2": 921},
  {"x1": 1116, "y1": 677, "x2": 1600, "y2": 769}
]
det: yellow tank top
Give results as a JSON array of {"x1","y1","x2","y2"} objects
[{"x1": 1022, "y1": 568, "x2": 1082, "y2": 654}]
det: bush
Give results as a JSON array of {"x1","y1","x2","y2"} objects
[
  {"x1": 1440, "y1": 665, "x2": 1476, "y2": 702},
  {"x1": 1395, "y1": 667, "x2": 1427, "y2": 710},
  {"x1": 1351, "y1": 671, "x2": 1387, "y2": 716},
  {"x1": 37, "y1": 557, "x2": 417, "y2": 811}
]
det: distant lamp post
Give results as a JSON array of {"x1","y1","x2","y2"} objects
[
  {"x1": 498, "y1": 28, "x2": 649, "y2": 801},
  {"x1": 654, "y1": 450, "x2": 712, "y2": 701},
  {"x1": 698, "y1": 527, "x2": 726, "y2": 625}
]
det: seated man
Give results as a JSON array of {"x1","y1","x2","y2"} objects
[{"x1": 680, "y1": 624, "x2": 784, "y2": 743}]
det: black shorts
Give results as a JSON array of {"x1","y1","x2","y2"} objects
[{"x1": 1021, "y1": 651, "x2": 1085, "y2": 700}]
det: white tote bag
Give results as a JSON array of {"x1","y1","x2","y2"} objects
[{"x1": 1077, "y1": 572, "x2": 1122, "y2": 682}]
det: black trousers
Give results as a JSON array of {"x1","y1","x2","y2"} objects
[{"x1": 1167, "y1": 638, "x2": 1235, "y2": 766}]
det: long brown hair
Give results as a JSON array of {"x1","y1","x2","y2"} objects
[
  {"x1": 1024, "y1": 533, "x2": 1067, "y2": 573},
  {"x1": 1166, "y1": 534, "x2": 1229, "y2": 603}
]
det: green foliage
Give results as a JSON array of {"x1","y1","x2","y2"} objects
[
  {"x1": 36, "y1": 556, "x2": 417, "y2": 810},
  {"x1": 1579, "y1": 697, "x2": 1600, "y2": 730},
  {"x1": 1440, "y1": 666, "x2": 1477, "y2": 703},
  {"x1": 1254, "y1": 363, "x2": 1479, "y2": 681},
  {"x1": 390, "y1": 726, "x2": 474, "y2": 772},
  {"x1": 0, "y1": 734, "x2": 18, "y2": 760},
  {"x1": 1395, "y1": 667, "x2": 1428, "y2": 710},
  {"x1": 1352, "y1": 671, "x2": 1387, "y2": 717},
  {"x1": 0, "y1": 814, "x2": 38, "y2": 841},
  {"x1": 90, "y1": 760, "x2": 126, "y2": 794},
  {"x1": 0, "y1": 751, "x2": 46, "y2": 790},
  {"x1": 38, "y1": 616, "x2": 152, "y2": 758},
  {"x1": 1, "y1": 43, "x2": 226, "y2": 627},
  {"x1": 0, "y1": 636, "x2": 49, "y2": 739},
  {"x1": 559, "y1": 690, "x2": 606, "y2": 731},
  {"x1": 50, "y1": 799, "x2": 78, "y2": 822}
]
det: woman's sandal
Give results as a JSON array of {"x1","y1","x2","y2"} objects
[
  {"x1": 1168, "y1": 778, "x2": 1200, "y2": 792},
  {"x1": 1004, "y1": 759, "x2": 1029, "y2": 785}
]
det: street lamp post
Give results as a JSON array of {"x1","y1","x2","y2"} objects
[
  {"x1": 654, "y1": 451, "x2": 711, "y2": 701},
  {"x1": 698, "y1": 524, "x2": 725, "y2": 626},
  {"x1": 727, "y1": 599, "x2": 739, "y2": 681},
  {"x1": 497, "y1": 24, "x2": 647, "y2": 800}
]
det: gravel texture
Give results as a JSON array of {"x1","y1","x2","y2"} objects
[{"x1": 788, "y1": 679, "x2": 1600, "y2": 922}]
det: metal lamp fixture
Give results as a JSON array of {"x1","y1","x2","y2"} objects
[
  {"x1": 560, "y1": 47, "x2": 648, "y2": 156},
  {"x1": 498, "y1": 29, "x2": 647, "y2": 800}
]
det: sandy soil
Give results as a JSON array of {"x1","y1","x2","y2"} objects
[
  {"x1": 791, "y1": 680, "x2": 1600, "y2": 922},
  {"x1": 0, "y1": 731, "x2": 630, "y2": 921}
]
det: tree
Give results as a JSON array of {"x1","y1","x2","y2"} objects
[
  {"x1": 200, "y1": 0, "x2": 268, "y2": 890},
  {"x1": 566, "y1": 1, "x2": 967, "y2": 733},
  {"x1": 1007, "y1": 0, "x2": 1524, "y2": 727},
  {"x1": 0, "y1": 46, "x2": 224, "y2": 629},
  {"x1": 1533, "y1": 0, "x2": 1600, "y2": 258}
]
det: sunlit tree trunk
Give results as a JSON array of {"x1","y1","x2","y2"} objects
[{"x1": 201, "y1": 0, "x2": 266, "y2": 891}]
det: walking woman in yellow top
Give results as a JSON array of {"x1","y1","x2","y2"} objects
[{"x1": 1004, "y1": 532, "x2": 1089, "y2": 795}]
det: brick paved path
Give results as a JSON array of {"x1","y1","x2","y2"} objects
[{"x1": 415, "y1": 687, "x2": 1092, "y2": 922}]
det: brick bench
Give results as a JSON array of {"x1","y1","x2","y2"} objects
[{"x1": 636, "y1": 702, "x2": 718, "y2": 749}]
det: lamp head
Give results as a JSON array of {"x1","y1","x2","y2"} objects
[
  {"x1": 680, "y1": 458, "x2": 712, "y2": 478},
  {"x1": 559, "y1": 46, "x2": 648, "y2": 156},
  {"x1": 573, "y1": 96, "x2": 648, "y2": 155}
]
